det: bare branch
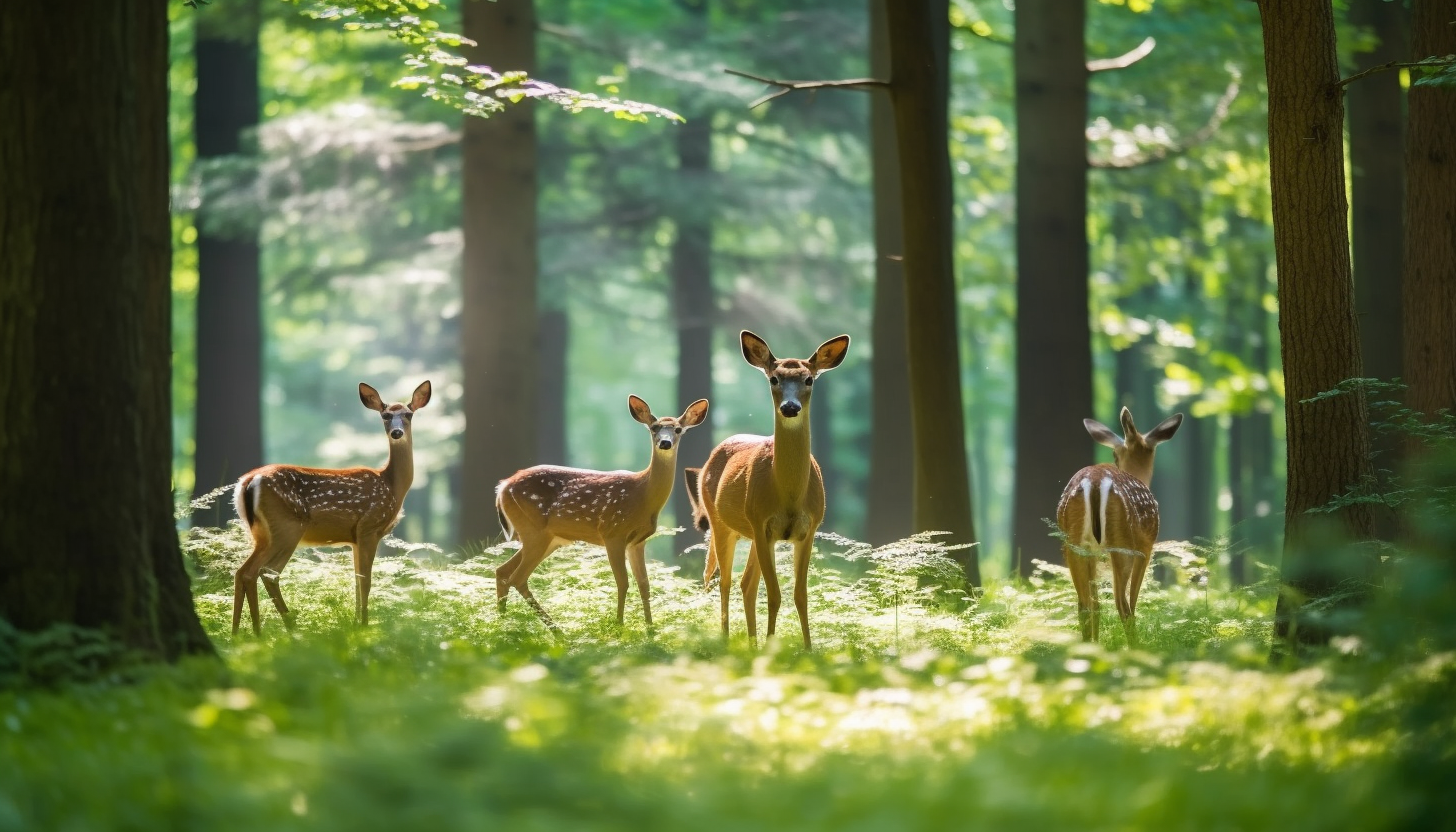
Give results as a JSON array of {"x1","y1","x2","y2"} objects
[
  {"x1": 1087, "y1": 36, "x2": 1157, "y2": 72},
  {"x1": 723, "y1": 68, "x2": 888, "y2": 109},
  {"x1": 1090, "y1": 69, "x2": 1242, "y2": 170},
  {"x1": 1338, "y1": 55, "x2": 1456, "y2": 88}
]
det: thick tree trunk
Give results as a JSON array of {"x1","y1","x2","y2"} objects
[
  {"x1": 192, "y1": 0, "x2": 263, "y2": 528},
  {"x1": 885, "y1": 0, "x2": 979, "y2": 584},
  {"x1": 1403, "y1": 0, "x2": 1456, "y2": 418},
  {"x1": 865, "y1": 0, "x2": 915, "y2": 547},
  {"x1": 669, "y1": 47, "x2": 715, "y2": 533},
  {"x1": 0, "y1": 0, "x2": 212, "y2": 659},
  {"x1": 1011, "y1": 0, "x2": 1091, "y2": 577},
  {"x1": 1348, "y1": 0, "x2": 1407, "y2": 388},
  {"x1": 459, "y1": 0, "x2": 540, "y2": 545},
  {"x1": 1257, "y1": 0, "x2": 1374, "y2": 648}
]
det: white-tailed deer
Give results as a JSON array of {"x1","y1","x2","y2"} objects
[
  {"x1": 1055, "y1": 406, "x2": 1182, "y2": 645},
  {"x1": 685, "y1": 330, "x2": 849, "y2": 648},
  {"x1": 495, "y1": 395, "x2": 709, "y2": 627},
  {"x1": 232, "y1": 381, "x2": 431, "y2": 635}
]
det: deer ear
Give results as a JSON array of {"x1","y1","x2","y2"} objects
[
  {"x1": 740, "y1": 330, "x2": 776, "y2": 372},
  {"x1": 359, "y1": 383, "x2": 385, "y2": 412},
  {"x1": 810, "y1": 335, "x2": 850, "y2": 373},
  {"x1": 628, "y1": 395, "x2": 656, "y2": 425},
  {"x1": 1084, "y1": 418, "x2": 1123, "y2": 449},
  {"x1": 1119, "y1": 406, "x2": 1140, "y2": 440},
  {"x1": 1145, "y1": 413, "x2": 1184, "y2": 446},
  {"x1": 680, "y1": 399, "x2": 710, "y2": 428},
  {"x1": 410, "y1": 380, "x2": 432, "y2": 411}
]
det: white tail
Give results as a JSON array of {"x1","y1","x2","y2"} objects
[
  {"x1": 232, "y1": 380, "x2": 432, "y2": 635},
  {"x1": 689, "y1": 330, "x2": 849, "y2": 648},
  {"x1": 494, "y1": 395, "x2": 709, "y2": 628},
  {"x1": 1055, "y1": 406, "x2": 1182, "y2": 645}
]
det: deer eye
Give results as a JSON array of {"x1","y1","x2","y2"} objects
[
  {"x1": 674, "y1": 428, "x2": 682, "y2": 434},
  {"x1": 805, "y1": 377, "x2": 814, "y2": 387},
  {"x1": 769, "y1": 376, "x2": 780, "y2": 386}
]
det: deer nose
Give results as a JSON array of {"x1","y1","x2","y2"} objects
[
  {"x1": 390, "y1": 428, "x2": 405, "y2": 440},
  {"x1": 658, "y1": 438, "x2": 673, "y2": 450},
  {"x1": 779, "y1": 401, "x2": 801, "y2": 418}
]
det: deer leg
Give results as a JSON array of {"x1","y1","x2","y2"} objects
[
  {"x1": 605, "y1": 542, "x2": 630, "y2": 625},
  {"x1": 233, "y1": 524, "x2": 276, "y2": 636},
  {"x1": 712, "y1": 528, "x2": 739, "y2": 636},
  {"x1": 1064, "y1": 543, "x2": 1099, "y2": 642},
  {"x1": 627, "y1": 542, "x2": 652, "y2": 627},
  {"x1": 752, "y1": 533, "x2": 783, "y2": 640},
  {"x1": 740, "y1": 544, "x2": 761, "y2": 641},
  {"x1": 702, "y1": 543, "x2": 719, "y2": 591},
  {"x1": 354, "y1": 536, "x2": 382, "y2": 627},
  {"x1": 791, "y1": 536, "x2": 814, "y2": 649},
  {"x1": 506, "y1": 536, "x2": 564, "y2": 630},
  {"x1": 1123, "y1": 548, "x2": 1153, "y2": 648},
  {"x1": 259, "y1": 544, "x2": 302, "y2": 630},
  {"x1": 495, "y1": 550, "x2": 525, "y2": 606}
]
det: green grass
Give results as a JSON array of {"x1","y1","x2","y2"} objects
[{"x1": 1, "y1": 524, "x2": 1450, "y2": 832}]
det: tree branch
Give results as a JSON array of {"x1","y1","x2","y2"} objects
[
  {"x1": 1087, "y1": 36, "x2": 1157, "y2": 72},
  {"x1": 723, "y1": 68, "x2": 888, "y2": 109},
  {"x1": 1337, "y1": 55, "x2": 1456, "y2": 88},
  {"x1": 1090, "y1": 69, "x2": 1241, "y2": 170}
]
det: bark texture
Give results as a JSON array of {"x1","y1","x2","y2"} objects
[
  {"x1": 1257, "y1": 0, "x2": 1373, "y2": 646},
  {"x1": 1403, "y1": 0, "x2": 1456, "y2": 418},
  {"x1": 0, "y1": 0, "x2": 213, "y2": 658},
  {"x1": 1011, "y1": 0, "x2": 1092, "y2": 577},
  {"x1": 885, "y1": 0, "x2": 979, "y2": 583},
  {"x1": 192, "y1": 0, "x2": 264, "y2": 526},
  {"x1": 459, "y1": 0, "x2": 540, "y2": 545},
  {"x1": 865, "y1": 0, "x2": 915, "y2": 547}
]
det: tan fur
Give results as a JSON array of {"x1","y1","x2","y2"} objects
[
  {"x1": 1055, "y1": 407, "x2": 1182, "y2": 645},
  {"x1": 494, "y1": 396, "x2": 708, "y2": 628},
  {"x1": 695, "y1": 331, "x2": 849, "y2": 648},
  {"x1": 232, "y1": 380, "x2": 432, "y2": 635}
]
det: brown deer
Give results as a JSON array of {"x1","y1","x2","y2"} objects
[
  {"x1": 494, "y1": 395, "x2": 709, "y2": 627},
  {"x1": 1055, "y1": 406, "x2": 1182, "y2": 645},
  {"x1": 684, "y1": 330, "x2": 849, "y2": 648},
  {"x1": 231, "y1": 380, "x2": 431, "y2": 635}
]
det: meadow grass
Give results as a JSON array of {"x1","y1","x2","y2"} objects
[{"x1": 1, "y1": 522, "x2": 1450, "y2": 831}]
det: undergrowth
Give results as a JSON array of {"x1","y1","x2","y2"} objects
[{"x1": 2, "y1": 505, "x2": 1452, "y2": 830}]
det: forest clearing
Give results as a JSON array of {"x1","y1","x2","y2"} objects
[{"x1": 3, "y1": 0, "x2": 1456, "y2": 828}]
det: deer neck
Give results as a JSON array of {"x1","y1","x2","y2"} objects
[
  {"x1": 771, "y1": 411, "x2": 813, "y2": 502},
  {"x1": 640, "y1": 445, "x2": 678, "y2": 511},
  {"x1": 380, "y1": 437, "x2": 415, "y2": 499}
]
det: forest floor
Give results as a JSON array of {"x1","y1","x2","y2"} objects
[{"x1": 2, "y1": 526, "x2": 1450, "y2": 831}]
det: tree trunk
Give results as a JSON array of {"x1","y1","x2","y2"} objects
[
  {"x1": 1348, "y1": 0, "x2": 1407, "y2": 388},
  {"x1": 884, "y1": 0, "x2": 979, "y2": 584},
  {"x1": 1011, "y1": 0, "x2": 1091, "y2": 577},
  {"x1": 865, "y1": 0, "x2": 915, "y2": 547},
  {"x1": 459, "y1": 0, "x2": 540, "y2": 545},
  {"x1": 192, "y1": 0, "x2": 264, "y2": 528},
  {"x1": 669, "y1": 13, "x2": 716, "y2": 533},
  {"x1": 1257, "y1": 0, "x2": 1374, "y2": 648},
  {"x1": 1403, "y1": 0, "x2": 1456, "y2": 418},
  {"x1": 0, "y1": 0, "x2": 212, "y2": 659}
]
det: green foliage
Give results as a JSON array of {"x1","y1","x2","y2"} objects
[{"x1": 287, "y1": 0, "x2": 682, "y2": 121}]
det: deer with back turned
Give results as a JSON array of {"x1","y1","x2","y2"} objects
[
  {"x1": 684, "y1": 330, "x2": 849, "y2": 648},
  {"x1": 494, "y1": 395, "x2": 709, "y2": 628},
  {"x1": 232, "y1": 380, "x2": 431, "y2": 635},
  {"x1": 1055, "y1": 406, "x2": 1182, "y2": 645}
]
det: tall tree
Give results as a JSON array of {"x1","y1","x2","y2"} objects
[
  {"x1": 1256, "y1": 0, "x2": 1373, "y2": 646},
  {"x1": 192, "y1": 0, "x2": 264, "y2": 527},
  {"x1": 1348, "y1": 0, "x2": 1407, "y2": 389},
  {"x1": 1011, "y1": 0, "x2": 1091, "y2": 577},
  {"x1": 459, "y1": 0, "x2": 540, "y2": 545},
  {"x1": 865, "y1": 0, "x2": 915, "y2": 546},
  {"x1": 1403, "y1": 0, "x2": 1456, "y2": 418},
  {"x1": 669, "y1": 0, "x2": 717, "y2": 534},
  {"x1": 0, "y1": 0, "x2": 212, "y2": 659},
  {"x1": 885, "y1": 0, "x2": 979, "y2": 583}
]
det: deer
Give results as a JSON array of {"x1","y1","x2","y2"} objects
[
  {"x1": 231, "y1": 380, "x2": 431, "y2": 635},
  {"x1": 1055, "y1": 406, "x2": 1182, "y2": 646},
  {"x1": 494, "y1": 395, "x2": 710, "y2": 628},
  {"x1": 683, "y1": 330, "x2": 849, "y2": 649}
]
